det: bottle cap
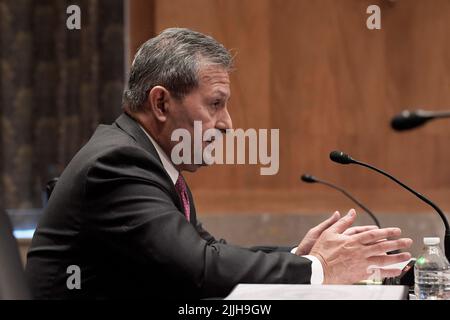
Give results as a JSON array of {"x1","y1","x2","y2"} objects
[{"x1": 423, "y1": 237, "x2": 440, "y2": 245}]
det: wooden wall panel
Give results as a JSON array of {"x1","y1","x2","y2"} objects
[
  {"x1": 127, "y1": 0, "x2": 155, "y2": 65},
  {"x1": 128, "y1": 0, "x2": 450, "y2": 215}
]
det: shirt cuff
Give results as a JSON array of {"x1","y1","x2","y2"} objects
[
  {"x1": 302, "y1": 255, "x2": 324, "y2": 284},
  {"x1": 290, "y1": 247, "x2": 324, "y2": 284}
]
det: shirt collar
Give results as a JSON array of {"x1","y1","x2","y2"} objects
[{"x1": 138, "y1": 125, "x2": 179, "y2": 185}]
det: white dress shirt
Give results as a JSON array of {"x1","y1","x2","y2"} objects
[
  {"x1": 139, "y1": 125, "x2": 323, "y2": 284},
  {"x1": 139, "y1": 125, "x2": 179, "y2": 184}
]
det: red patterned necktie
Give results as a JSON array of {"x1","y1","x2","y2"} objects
[{"x1": 175, "y1": 174, "x2": 190, "y2": 222}]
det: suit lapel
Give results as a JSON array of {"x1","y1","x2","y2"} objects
[
  {"x1": 114, "y1": 113, "x2": 159, "y2": 159},
  {"x1": 114, "y1": 113, "x2": 197, "y2": 225}
]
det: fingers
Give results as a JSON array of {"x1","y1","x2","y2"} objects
[
  {"x1": 313, "y1": 211, "x2": 341, "y2": 233},
  {"x1": 328, "y1": 209, "x2": 357, "y2": 234},
  {"x1": 378, "y1": 268, "x2": 403, "y2": 278},
  {"x1": 353, "y1": 227, "x2": 402, "y2": 245},
  {"x1": 367, "y1": 252, "x2": 412, "y2": 267},
  {"x1": 363, "y1": 238, "x2": 413, "y2": 257},
  {"x1": 343, "y1": 225, "x2": 378, "y2": 236}
]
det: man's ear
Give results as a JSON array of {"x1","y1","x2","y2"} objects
[{"x1": 147, "y1": 86, "x2": 171, "y2": 122}]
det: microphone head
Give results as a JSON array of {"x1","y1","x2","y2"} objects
[
  {"x1": 329, "y1": 151, "x2": 354, "y2": 165},
  {"x1": 391, "y1": 110, "x2": 430, "y2": 131},
  {"x1": 301, "y1": 174, "x2": 317, "y2": 183}
]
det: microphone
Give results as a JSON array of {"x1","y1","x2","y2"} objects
[
  {"x1": 301, "y1": 174, "x2": 381, "y2": 228},
  {"x1": 329, "y1": 150, "x2": 450, "y2": 260},
  {"x1": 391, "y1": 109, "x2": 450, "y2": 131}
]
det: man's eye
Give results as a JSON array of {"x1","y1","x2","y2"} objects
[{"x1": 212, "y1": 101, "x2": 221, "y2": 108}]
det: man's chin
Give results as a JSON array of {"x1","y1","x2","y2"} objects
[
  {"x1": 178, "y1": 158, "x2": 216, "y2": 172},
  {"x1": 181, "y1": 163, "x2": 203, "y2": 173}
]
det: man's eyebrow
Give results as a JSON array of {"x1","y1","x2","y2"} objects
[{"x1": 211, "y1": 90, "x2": 230, "y2": 98}]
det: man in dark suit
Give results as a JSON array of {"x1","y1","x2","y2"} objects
[{"x1": 26, "y1": 28, "x2": 412, "y2": 299}]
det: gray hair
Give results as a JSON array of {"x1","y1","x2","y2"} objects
[{"x1": 123, "y1": 28, "x2": 233, "y2": 112}]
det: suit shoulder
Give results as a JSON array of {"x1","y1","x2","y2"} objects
[
  {"x1": 57, "y1": 123, "x2": 168, "y2": 197},
  {"x1": 88, "y1": 125, "x2": 167, "y2": 175},
  {"x1": 73, "y1": 124, "x2": 158, "y2": 170}
]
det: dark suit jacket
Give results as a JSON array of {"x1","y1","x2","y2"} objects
[{"x1": 26, "y1": 113, "x2": 313, "y2": 299}]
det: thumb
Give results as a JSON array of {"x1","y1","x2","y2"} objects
[{"x1": 328, "y1": 209, "x2": 357, "y2": 234}]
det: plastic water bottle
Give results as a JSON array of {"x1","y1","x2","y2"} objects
[{"x1": 414, "y1": 237, "x2": 450, "y2": 300}]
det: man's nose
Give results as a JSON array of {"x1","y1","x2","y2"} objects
[{"x1": 215, "y1": 108, "x2": 233, "y2": 132}]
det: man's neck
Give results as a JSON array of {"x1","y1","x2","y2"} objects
[{"x1": 134, "y1": 120, "x2": 179, "y2": 185}]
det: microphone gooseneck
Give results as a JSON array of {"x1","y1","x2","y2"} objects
[
  {"x1": 300, "y1": 174, "x2": 317, "y2": 184},
  {"x1": 391, "y1": 109, "x2": 450, "y2": 131},
  {"x1": 329, "y1": 151, "x2": 354, "y2": 165},
  {"x1": 329, "y1": 150, "x2": 450, "y2": 260},
  {"x1": 301, "y1": 174, "x2": 381, "y2": 228}
]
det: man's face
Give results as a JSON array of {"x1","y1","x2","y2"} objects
[{"x1": 164, "y1": 65, "x2": 232, "y2": 172}]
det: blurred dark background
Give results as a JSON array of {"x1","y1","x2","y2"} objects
[{"x1": 0, "y1": 0, "x2": 124, "y2": 209}]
